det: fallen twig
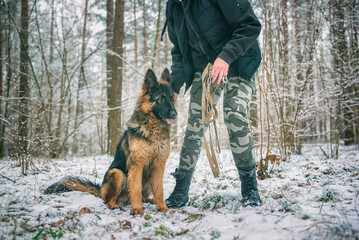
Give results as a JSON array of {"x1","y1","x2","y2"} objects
[
  {"x1": 2, "y1": 214, "x2": 18, "y2": 234},
  {"x1": 0, "y1": 173, "x2": 16, "y2": 183},
  {"x1": 299, "y1": 221, "x2": 332, "y2": 233},
  {"x1": 319, "y1": 146, "x2": 329, "y2": 159}
]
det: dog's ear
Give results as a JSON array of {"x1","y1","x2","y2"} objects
[
  {"x1": 160, "y1": 68, "x2": 171, "y2": 84},
  {"x1": 144, "y1": 69, "x2": 158, "y2": 89}
]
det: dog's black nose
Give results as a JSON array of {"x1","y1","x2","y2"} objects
[{"x1": 170, "y1": 110, "x2": 177, "y2": 119}]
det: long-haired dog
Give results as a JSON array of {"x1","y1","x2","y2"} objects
[{"x1": 44, "y1": 69, "x2": 177, "y2": 215}]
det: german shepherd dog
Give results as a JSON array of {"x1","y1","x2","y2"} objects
[{"x1": 44, "y1": 69, "x2": 177, "y2": 215}]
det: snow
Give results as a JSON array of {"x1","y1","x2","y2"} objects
[{"x1": 1, "y1": 145, "x2": 358, "y2": 239}]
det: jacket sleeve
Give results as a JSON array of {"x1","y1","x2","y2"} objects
[
  {"x1": 215, "y1": 0, "x2": 261, "y2": 65},
  {"x1": 166, "y1": 3, "x2": 185, "y2": 94}
]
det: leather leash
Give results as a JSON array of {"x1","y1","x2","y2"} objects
[{"x1": 201, "y1": 63, "x2": 222, "y2": 178}]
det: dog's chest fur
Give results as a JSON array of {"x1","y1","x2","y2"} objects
[{"x1": 127, "y1": 116, "x2": 171, "y2": 167}]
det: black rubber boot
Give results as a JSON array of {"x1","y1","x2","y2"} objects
[
  {"x1": 238, "y1": 167, "x2": 262, "y2": 207},
  {"x1": 165, "y1": 169, "x2": 194, "y2": 208}
]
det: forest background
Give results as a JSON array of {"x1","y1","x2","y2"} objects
[{"x1": 0, "y1": 0, "x2": 358, "y2": 176}]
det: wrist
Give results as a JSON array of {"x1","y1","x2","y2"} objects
[{"x1": 217, "y1": 51, "x2": 233, "y2": 66}]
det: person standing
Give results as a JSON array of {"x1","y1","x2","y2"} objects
[{"x1": 165, "y1": 0, "x2": 262, "y2": 208}]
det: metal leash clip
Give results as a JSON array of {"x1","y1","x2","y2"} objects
[{"x1": 222, "y1": 75, "x2": 228, "y2": 84}]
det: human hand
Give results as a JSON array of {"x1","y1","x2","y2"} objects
[
  {"x1": 174, "y1": 93, "x2": 178, "y2": 105},
  {"x1": 211, "y1": 57, "x2": 229, "y2": 85}
]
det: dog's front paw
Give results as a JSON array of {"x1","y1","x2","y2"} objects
[
  {"x1": 106, "y1": 202, "x2": 120, "y2": 209},
  {"x1": 157, "y1": 204, "x2": 168, "y2": 212},
  {"x1": 130, "y1": 208, "x2": 143, "y2": 216}
]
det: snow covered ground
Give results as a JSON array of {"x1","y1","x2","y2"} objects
[{"x1": 0, "y1": 144, "x2": 358, "y2": 239}]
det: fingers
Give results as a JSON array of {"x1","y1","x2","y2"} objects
[
  {"x1": 211, "y1": 68, "x2": 220, "y2": 83},
  {"x1": 217, "y1": 71, "x2": 224, "y2": 85},
  {"x1": 210, "y1": 58, "x2": 229, "y2": 85}
]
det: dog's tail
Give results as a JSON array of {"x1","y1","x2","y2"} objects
[{"x1": 43, "y1": 176, "x2": 101, "y2": 197}]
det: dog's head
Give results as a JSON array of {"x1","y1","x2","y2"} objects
[{"x1": 140, "y1": 69, "x2": 177, "y2": 124}]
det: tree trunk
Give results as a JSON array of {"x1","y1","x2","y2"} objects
[
  {"x1": 348, "y1": 1, "x2": 359, "y2": 144},
  {"x1": 72, "y1": 0, "x2": 89, "y2": 154},
  {"x1": 1, "y1": 4, "x2": 11, "y2": 157},
  {"x1": 291, "y1": 0, "x2": 303, "y2": 153},
  {"x1": 108, "y1": 0, "x2": 124, "y2": 155},
  {"x1": 152, "y1": 0, "x2": 162, "y2": 70},
  {"x1": 0, "y1": 1, "x2": 3, "y2": 140},
  {"x1": 133, "y1": 0, "x2": 138, "y2": 69},
  {"x1": 53, "y1": 45, "x2": 68, "y2": 158},
  {"x1": 342, "y1": 1, "x2": 357, "y2": 145},
  {"x1": 276, "y1": 0, "x2": 291, "y2": 157},
  {"x1": 330, "y1": 0, "x2": 348, "y2": 157},
  {"x1": 18, "y1": 0, "x2": 30, "y2": 173},
  {"x1": 164, "y1": 30, "x2": 168, "y2": 66},
  {"x1": 304, "y1": 0, "x2": 316, "y2": 141},
  {"x1": 47, "y1": 0, "x2": 55, "y2": 157},
  {"x1": 106, "y1": 0, "x2": 114, "y2": 154},
  {"x1": 142, "y1": 0, "x2": 147, "y2": 71},
  {"x1": 49, "y1": 0, "x2": 54, "y2": 64}
]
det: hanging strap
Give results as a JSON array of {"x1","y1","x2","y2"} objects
[
  {"x1": 160, "y1": 20, "x2": 167, "y2": 41},
  {"x1": 201, "y1": 63, "x2": 221, "y2": 178}
]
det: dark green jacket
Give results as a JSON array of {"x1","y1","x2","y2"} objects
[{"x1": 166, "y1": 0, "x2": 262, "y2": 93}]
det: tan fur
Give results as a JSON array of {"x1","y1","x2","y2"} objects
[
  {"x1": 124, "y1": 134, "x2": 170, "y2": 214},
  {"x1": 64, "y1": 179, "x2": 100, "y2": 197},
  {"x1": 100, "y1": 169, "x2": 126, "y2": 209},
  {"x1": 45, "y1": 69, "x2": 174, "y2": 216},
  {"x1": 159, "y1": 78, "x2": 170, "y2": 85},
  {"x1": 139, "y1": 94, "x2": 154, "y2": 113},
  {"x1": 100, "y1": 79, "x2": 172, "y2": 215}
]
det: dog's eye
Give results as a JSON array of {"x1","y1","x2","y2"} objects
[{"x1": 156, "y1": 96, "x2": 165, "y2": 103}]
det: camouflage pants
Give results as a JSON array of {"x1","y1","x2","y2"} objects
[{"x1": 178, "y1": 69, "x2": 256, "y2": 172}]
